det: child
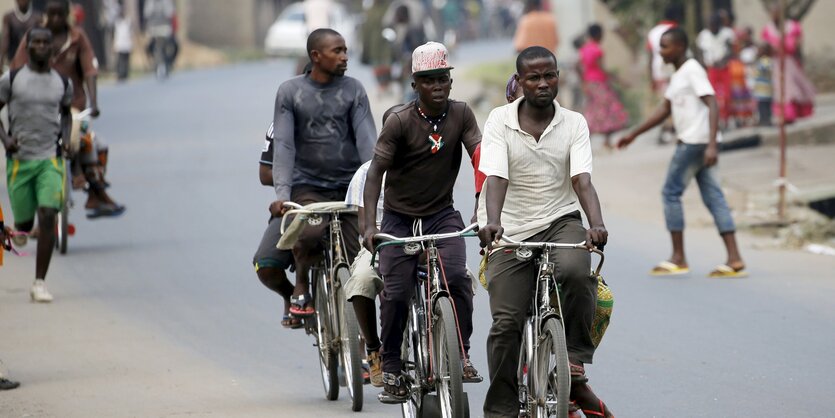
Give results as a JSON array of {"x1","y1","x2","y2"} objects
[{"x1": 752, "y1": 43, "x2": 773, "y2": 126}]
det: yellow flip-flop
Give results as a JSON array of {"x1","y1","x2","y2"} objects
[
  {"x1": 649, "y1": 261, "x2": 690, "y2": 276},
  {"x1": 708, "y1": 264, "x2": 748, "y2": 278}
]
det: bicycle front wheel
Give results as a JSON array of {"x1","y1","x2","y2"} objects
[
  {"x1": 56, "y1": 164, "x2": 70, "y2": 255},
  {"x1": 532, "y1": 317, "x2": 570, "y2": 418},
  {"x1": 432, "y1": 297, "x2": 465, "y2": 418},
  {"x1": 314, "y1": 267, "x2": 339, "y2": 401},
  {"x1": 336, "y1": 265, "x2": 364, "y2": 411}
]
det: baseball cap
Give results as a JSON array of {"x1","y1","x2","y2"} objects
[{"x1": 412, "y1": 41, "x2": 454, "y2": 76}]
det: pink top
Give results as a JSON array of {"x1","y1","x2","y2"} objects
[
  {"x1": 579, "y1": 40, "x2": 607, "y2": 83},
  {"x1": 761, "y1": 20, "x2": 802, "y2": 56}
]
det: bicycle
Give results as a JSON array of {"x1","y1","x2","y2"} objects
[
  {"x1": 280, "y1": 201, "x2": 365, "y2": 412},
  {"x1": 372, "y1": 223, "x2": 479, "y2": 418},
  {"x1": 488, "y1": 239, "x2": 604, "y2": 418}
]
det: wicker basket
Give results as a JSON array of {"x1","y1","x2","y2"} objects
[{"x1": 591, "y1": 274, "x2": 613, "y2": 348}]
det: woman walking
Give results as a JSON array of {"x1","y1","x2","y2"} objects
[{"x1": 579, "y1": 24, "x2": 628, "y2": 148}]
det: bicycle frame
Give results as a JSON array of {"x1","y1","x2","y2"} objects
[
  {"x1": 373, "y1": 224, "x2": 478, "y2": 407},
  {"x1": 491, "y1": 239, "x2": 604, "y2": 416}
]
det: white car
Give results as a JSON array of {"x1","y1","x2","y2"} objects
[{"x1": 264, "y1": 2, "x2": 356, "y2": 57}]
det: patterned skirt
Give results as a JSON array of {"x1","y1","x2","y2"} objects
[{"x1": 582, "y1": 80, "x2": 629, "y2": 134}]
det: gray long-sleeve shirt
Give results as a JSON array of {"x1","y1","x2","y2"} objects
[{"x1": 272, "y1": 74, "x2": 377, "y2": 201}]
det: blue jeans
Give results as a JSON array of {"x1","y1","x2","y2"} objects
[{"x1": 662, "y1": 143, "x2": 736, "y2": 233}]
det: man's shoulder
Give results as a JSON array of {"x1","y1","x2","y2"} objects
[{"x1": 558, "y1": 105, "x2": 587, "y2": 129}]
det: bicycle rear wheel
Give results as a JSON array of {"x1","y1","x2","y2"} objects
[
  {"x1": 432, "y1": 297, "x2": 465, "y2": 418},
  {"x1": 56, "y1": 162, "x2": 70, "y2": 255},
  {"x1": 532, "y1": 317, "x2": 570, "y2": 418},
  {"x1": 336, "y1": 265, "x2": 363, "y2": 411},
  {"x1": 314, "y1": 267, "x2": 339, "y2": 401}
]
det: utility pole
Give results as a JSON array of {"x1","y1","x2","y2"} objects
[{"x1": 777, "y1": 0, "x2": 788, "y2": 220}]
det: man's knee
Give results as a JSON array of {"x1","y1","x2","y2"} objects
[
  {"x1": 489, "y1": 314, "x2": 523, "y2": 340},
  {"x1": 253, "y1": 250, "x2": 294, "y2": 272}
]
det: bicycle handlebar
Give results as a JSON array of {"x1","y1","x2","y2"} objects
[
  {"x1": 370, "y1": 223, "x2": 479, "y2": 265},
  {"x1": 72, "y1": 108, "x2": 93, "y2": 121},
  {"x1": 279, "y1": 201, "x2": 358, "y2": 234},
  {"x1": 491, "y1": 238, "x2": 605, "y2": 276}
]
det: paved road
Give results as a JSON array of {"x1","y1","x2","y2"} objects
[{"x1": 2, "y1": 40, "x2": 835, "y2": 417}]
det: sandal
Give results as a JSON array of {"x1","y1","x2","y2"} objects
[
  {"x1": 580, "y1": 399, "x2": 615, "y2": 418},
  {"x1": 289, "y1": 293, "x2": 315, "y2": 317},
  {"x1": 377, "y1": 372, "x2": 410, "y2": 404},
  {"x1": 649, "y1": 261, "x2": 689, "y2": 276},
  {"x1": 708, "y1": 264, "x2": 748, "y2": 278},
  {"x1": 462, "y1": 358, "x2": 483, "y2": 383},
  {"x1": 281, "y1": 314, "x2": 303, "y2": 329}
]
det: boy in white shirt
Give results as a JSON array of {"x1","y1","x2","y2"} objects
[{"x1": 617, "y1": 27, "x2": 746, "y2": 278}]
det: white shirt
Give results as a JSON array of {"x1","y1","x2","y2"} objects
[
  {"x1": 344, "y1": 161, "x2": 385, "y2": 228},
  {"x1": 113, "y1": 18, "x2": 132, "y2": 52},
  {"x1": 665, "y1": 59, "x2": 722, "y2": 144},
  {"x1": 647, "y1": 22, "x2": 676, "y2": 82},
  {"x1": 477, "y1": 99, "x2": 593, "y2": 241},
  {"x1": 696, "y1": 27, "x2": 735, "y2": 66}
]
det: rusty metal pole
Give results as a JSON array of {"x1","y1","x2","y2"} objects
[{"x1": 777, "y1": 0, "x2": 788, "y2": 220}]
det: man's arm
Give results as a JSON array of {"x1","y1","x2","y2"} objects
[
  {"x1": 9, "y1": 34, "x2": 27, "y2": 69},
  {"x1": 616, "y1": 99, "x2": 671, "y2": 148},
  {"x1": 0, "y1": 15, "x2": 10, "y2": 69},
  {"x1": 700, "y1": 94, "x2": 719, "y2": 166},
  {"x1": 78, "y1": 31, "x2": 100, "y2": 116},
  {"x1": 0, "y1": 99, "x2": 16, "y2": 154},
  {"x1": 60, "y1": 104, "x2": 72, "y2": 154},
  {"x1": 259, "y1": 164, "x2": 273, "y2": 186},
  {"x1": 461, "y1": 103, "x2": 481, "y2": 158},
  {"x1": 571, "y1": 173, "x2": 607, "y2": 249},
  {"x1": 351, "y1": 83, "x2": 377, "y2": 162},
  {"x1": 270, "y1": 86, "x2": 296, "y2": 215},
  {"x1": 477, "y1": 176, "x2": 508, "y2": 250},
  {"x1": 362, "y1": 155, "x2": 390, "y2": 251}
]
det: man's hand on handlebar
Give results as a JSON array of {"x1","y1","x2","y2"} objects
[
  {"x1": 90, "y1": 106, "x2": 101, "y2": 118},
  {"x1": 269, "y1": 200, "x2": 289, "y2": 217},
  {"x1": 478, "y1": 222, "x2": 504, "y2": 251},
  {"x1": 363, "y1": 226, "x2": 380, "y2": 252},
  {"x1": 586, "y1": 225, "x2": 608, "y2": 251}
]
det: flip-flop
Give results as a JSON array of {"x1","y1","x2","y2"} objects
[
  {"x1": 649, "y1": 261, "x2": 690, "y2": 276},
  {"x1": 289, "y1": 293, "x2": 315, "y2": 317},
  {"x1": 281, "y1": 314, "x2": 303, "y2": 329},
  {"x1": 708, "y1": 264, "x2": 748, "y2": 278}
]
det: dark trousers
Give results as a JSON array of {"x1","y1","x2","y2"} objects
[
  {"x1": 378, "y1": 206, "x2": 473, "y2": 374},
  {"x1": 757, "y1": 98, "x2": 773, "y2": 125},
  {"x1": 116, "y1": 52, "x2": 130, "y2": 80},
  {"x1": 483, "y1": 212, "x2": 596, "y2": 418}
]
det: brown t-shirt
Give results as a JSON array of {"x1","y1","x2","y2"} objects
[
  {"x1": 11, "y1": 26, "x2": 98, "y2": 110},
  {"x1": 375, "y1": 100, "x2": 481, "y2": 217}
]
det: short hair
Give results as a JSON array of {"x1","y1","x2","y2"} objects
[
  {"x1": 662, "y1": 27, "x2": 688, "y2": 49},
  {"x1": 306, "y1": 28, "x2": 342, "y2": 59},
  {"x1": 515, "y1": 46, "x2": 557, "y2": 74},
  {"x1": 588, "y1": 23, "x2": 603, "y2": 39},
  {"x1": 28, "y1": 27, "x2": 53, "y2": 44}
]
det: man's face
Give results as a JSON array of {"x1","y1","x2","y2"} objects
[
  {"x1": 312, "y1": 34, "x2": 348, "y2": 77},
  {"x1": 659, "y1": 34, "x2": 680, "y2": 64},
  {"x1": 28, "y1": 31, "x2": 53, "y2": 63},
  {"x1": 517, "y1": 57, "x2": 559, "y2": 108},
  {"x1": 16, "y1": 0, "x2": 31, "y2": 11},
  {"x1": 412, "y1": 71, "x2": 452, "y2": 107},
  {"x1": 45, "y1": 2, "x2": 69, "y2": 31}
]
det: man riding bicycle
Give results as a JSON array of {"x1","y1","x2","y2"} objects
[
  {"x1": 257, "y1": 28, "x2": 376, "y2": 319},
  {"x1": 477, "y1": 47, "x2": 613, "y2": 418},
  {"x1": 12, "y1": 0, "x2": 125, "y2": 218},
  {"x1": 362, "y1": 41, "x2": 482, "y2": 402}
]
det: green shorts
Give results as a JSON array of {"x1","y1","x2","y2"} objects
[{"x1": 6, "y1": 158, "x2": 65, "y2": 224}]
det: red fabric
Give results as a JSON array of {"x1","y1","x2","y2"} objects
[
  {"x1": 472, "y1": 144, "x2": 486, "y2": 194},
  {"x1": 708, "y1": 66, "x2": 731, "y2": 122}
]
